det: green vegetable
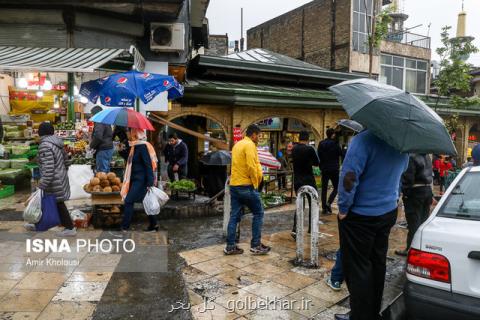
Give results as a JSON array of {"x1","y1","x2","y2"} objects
[
  {"x1": 10, "y1": 159, "x2": 29, "y2": 169},
  {"x1": 0, "y1": 160, "x2": 11, "y2": 169},
  {"x1": 167, "y1": 179, "x2": 196, "y2": 192}
]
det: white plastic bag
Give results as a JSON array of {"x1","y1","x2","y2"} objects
[
  {"x1": 70, "y1": 209, "x2": 86, "y2": 221},
  {"x1": 68, "y1": 165, "x2": 94, "y2": 200},
  {"x1": 143, "y1": 188, "x2": 161, "y2": 216},
  {"x1": 23, "y1": 189, "x2": 43, "y2": 223},
  {"x1": 150, "y1": 186, "x2": 169, "y2": 207}
]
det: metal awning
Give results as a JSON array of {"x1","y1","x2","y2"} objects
[{"x1": 0, "y1": 46, "x2": 126, "y2": 73}]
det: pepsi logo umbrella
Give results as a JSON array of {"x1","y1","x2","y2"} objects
[
  {"x1": 80, "y1": 70, "x2": 184, "y2": 107},
  {"x1": 91, "y1": 107, "x2": 155, "y2": 131}
]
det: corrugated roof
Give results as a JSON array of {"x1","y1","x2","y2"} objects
[
  {"x1": 0, "y1": 46, "x2": 126, "y2": 73},
  {"x1": 183, "y1": 79, "x2": 341, "y2": 108},
  {"x1": 226, "y1": 48, "x2": 325, "y2": 70}
]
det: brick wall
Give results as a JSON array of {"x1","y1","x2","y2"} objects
[
  {"x1": 380, "y1": 40, "x2": 431, "y2": 61},
  {"x1": 247, "y1": 0, "x2": 352, "y2": 70},
  {"x1": 206, "y1": 35, "x2": 229, "y2": 56}
]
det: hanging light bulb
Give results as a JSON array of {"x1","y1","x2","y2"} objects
[
  {"x1": 36, "y1": 91, "x2": 44, "y2": 98},
  {"x1": 80, "y1": 96, "x2": 88, "y2": 104},
  {"x1": 18, "y1": 77, "x2": 28, "y2": 88},
  {"x1": 42, "y1": 73, "x2": 53, "y2": 91},
  {"x1": 74, "y1": 85, "x2": 79, "y2": 96},
  {"x1": 42, "y1": 80, "x2": 52, "y2": 91}
]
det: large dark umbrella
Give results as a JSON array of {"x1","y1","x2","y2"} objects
[
  {"x1": 200, "y1": 151, "x2": 231, "y2": 166},
  {"x1": 329, "y1": 79, "x2": 457, "y2": 155}
]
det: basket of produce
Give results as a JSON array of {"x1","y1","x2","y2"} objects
[
  {"x1": 73, "y1": 140, "x2": 88, "y2": 152},
  {"x1": 4, "y1": 131, "x2": 23, "y2": 139},
  {"x1": 0, "y1": 159, "x2": 11, "y2": 169},
  {"x1": 167, "y1": 179, "x2": 196, "y2": 192},
  {"x1": 167, "y1": 179, "x2": 196, "y2": 200},
  {"x1": 3, "y1": 125, "x2": 20, "y2": 132},
  {"x1": 10, "y1": 159, "x2": 29, "y2": 169},
  {"x1": 11, "y1": 145, "x2": 30, "y2": 156},
  {"x1": 261, "y1": 192, "x2": 286, "y2": 208},
  {"x1": 71, "y1": 155, "x2": 94, "y2": 165},
  {"x1": 83, "y1": 172, "x2": 123, "y2": 194},
  {"x1": 55, "y1": 121, "x2": 76, "y2": 130},
  {"x1": 1, "y1": 145, "x2": 12, "y2": 154}
]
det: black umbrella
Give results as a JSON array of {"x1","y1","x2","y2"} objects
[
  {"x1": 329, "y1": 79, "x2": 457, "y2": 155},
  {"x1": 200, "y1": 151, "x2": 231, "y2": 166}
]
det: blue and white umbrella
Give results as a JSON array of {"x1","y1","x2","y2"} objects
[{"x1": 80, "y1": 70, "x2": 184, "y2": 107}]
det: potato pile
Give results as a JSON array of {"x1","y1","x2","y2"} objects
[{"x1": 84, "y1": 172, "x2": 122, "y2": 193}]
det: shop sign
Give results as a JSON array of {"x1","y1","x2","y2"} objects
[
  {"x1": 233, "y1": 127, "x2": 243, "y2": 144},
  {"x1": 256, "y1": 118, "x2": 283, "y2": 131},
  {"x1": 53, "y1": 84, "x2": 67, "y2": 91}
]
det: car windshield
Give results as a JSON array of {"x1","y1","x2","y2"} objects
[{"x1": 439, "y1": 172, "x2": 480, "y2": 220}]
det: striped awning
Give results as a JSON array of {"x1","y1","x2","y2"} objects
[{"x1": 0, "y1": 46, "x2": 126, "y2": 73}]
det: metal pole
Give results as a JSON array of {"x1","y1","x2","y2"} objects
[
  {"x1": 67, "y1": 73, "x2": 75, "y2": 122},
  {"x1": 223, "y1": 177, "x2": 231, "y2": 236},
  {"x1": 295, "y1": 185, "x2": 319, "y2": 267}
]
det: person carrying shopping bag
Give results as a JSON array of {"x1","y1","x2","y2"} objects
[
  {"x1": 36, "y1": 122, "x2": 76, "y2": 236},
  {"x1": 120, "y1": 128, "x2": 159, "y2": 232}
]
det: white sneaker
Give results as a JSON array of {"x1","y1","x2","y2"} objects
[
  {"x1": 57, "y1": 228, "x2": 77, "y2": 237},
  {"x1": 24, "y1": 223, "x2": 36, "y2": 231}
]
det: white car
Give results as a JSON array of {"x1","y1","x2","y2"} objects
[{"x1": 405, "y1": 166, "x2": 480, "y2": 320}]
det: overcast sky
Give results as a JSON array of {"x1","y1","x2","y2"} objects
[{"x1": 206, "y1": 0, "x2": 480, "y2": 65}]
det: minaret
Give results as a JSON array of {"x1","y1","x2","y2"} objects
[
  {"x1": 454, "y1": 0, "x2": 474, "y2": 61},
  {"x1": 456, "y1": 1, "x2": 467, "y2": 38}
]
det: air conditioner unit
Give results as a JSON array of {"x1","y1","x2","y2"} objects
[{"x1": 150, "y1": 23, "x2": 185, "y2": 52}]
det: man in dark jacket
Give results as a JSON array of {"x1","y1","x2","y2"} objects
[
  {"x1": 37, "y1": 122, "x2": 76, "y2": 237},
  {"x1": 89, "y1": 106, "x2": 114, "y2": 173},
  {"x1": 164, "y1": 133, "x2": 188, "y2": 181},
  {"x1": 395, "y1": 154, "x2": 433, "y2": 256},
  {"x1": 317, "y1": 128, "x2": 342, "y2": 214},
  {"x1": 113, "y1": 125, "x2": 129, "y2": 161},
  {"x1": 291, "y1": 131, "x2": 319, "y2": 236}
]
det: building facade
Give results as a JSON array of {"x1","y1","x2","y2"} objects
[{"x1": 247, "y1": 0, "x2": 431, "y2": 95}]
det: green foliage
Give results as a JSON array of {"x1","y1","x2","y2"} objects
[
  {"x1": 435, "y1": 26, "x2": 478, "y2": 104},
  {"x1": 167, "y1": 179, "x2": 196, "y2": 192},
  {"x1": 435, "y1": 26, "x2": 479, "y2": 133},
  {"x1": 370, "y1": 7, "x2": 392, "y2": 49}
]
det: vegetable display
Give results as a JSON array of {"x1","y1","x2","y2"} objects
[
  {"x1": 55, "y1": 121, "x2": 75, "y2": 130},
  {"x1": 261, "y1": 192, "x2": 286, "y2": 207},
  {"x1": 71, "y1": 155, "x2": 94, "y2": 165},
  {"x1": 167, "y1": 179, "x2": 196, "y2": 192},
  {"x1": 84, "y1": 172, "x2": 122, "y2": 193}
]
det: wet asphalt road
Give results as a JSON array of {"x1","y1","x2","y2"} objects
[
  {"x1": 92, "y1": 210, "x2": 297, "y2": 320},
  {"x1": 0, "y1": 208, "x2": 406, "y2": 319}
]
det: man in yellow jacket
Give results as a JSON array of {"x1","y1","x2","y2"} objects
[{"x1": 225, "y1": 124, "x2": 271, "y2": 255}]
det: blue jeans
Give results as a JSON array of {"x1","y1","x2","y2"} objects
[
  {"x1": 121, "y1": 201, "x2": 157, "y2": 230},
  {"x1": 96, "y1": 148, "x2": 114, "y2": 173},
  {"x1": 227, "y1": 186, "x2": 264, "y2": 248},
  {"x1": 331, "y1": 249, "x2": 344, "y2": 283}
]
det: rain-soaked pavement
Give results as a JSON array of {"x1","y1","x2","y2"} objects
[{"x1": 0, "y1": 193, "x2": 409, "y2": 320}]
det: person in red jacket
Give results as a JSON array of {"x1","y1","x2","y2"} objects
[{"x1": 439, "y1": 156, "x2": 452, "y2": 194}]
